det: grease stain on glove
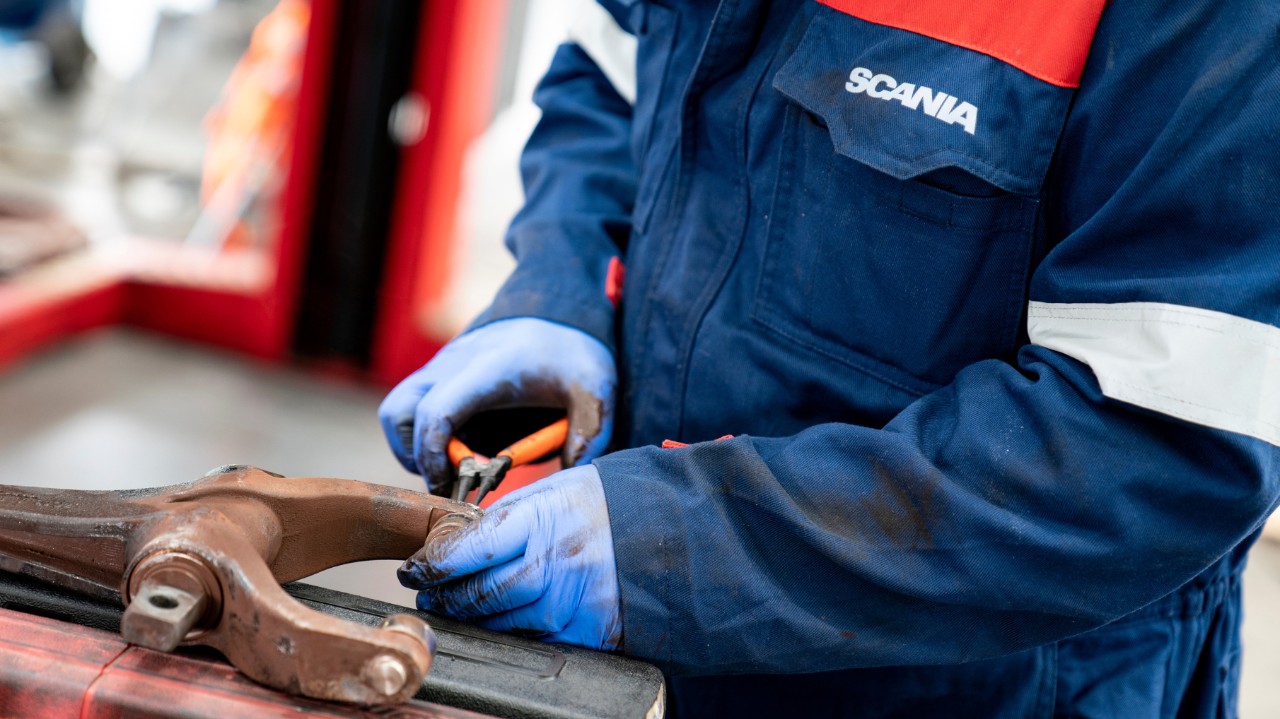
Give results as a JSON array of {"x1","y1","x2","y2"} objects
[{"x1": 399, "y1": 464, "x2": 623, "y2": 650}]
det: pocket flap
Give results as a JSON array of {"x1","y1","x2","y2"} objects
[{"x1": 773, "y1": 5, "x2": 1084, "y2": 195}]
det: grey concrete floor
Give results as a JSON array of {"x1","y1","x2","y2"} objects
[
  {"x1": 0, "y1": 329, "x2": 1278, "y2": 715},
  {"x1": 0, "y1": 328, "x2": 422, "y2": 609}
]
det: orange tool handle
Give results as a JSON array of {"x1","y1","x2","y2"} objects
[
  {"x1": 447, "y1": 437, "x2": 474, "y2": 468},
  {"x1": 498, "y1": 418, "x2": 569, "y2": 467},
  {"x1": 446, "y1": 418, "x2": 569, "y2": 469}
]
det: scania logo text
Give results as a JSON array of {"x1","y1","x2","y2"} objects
[{"x1": 844, "y1": 67, "x2": 978, "y2": 135}]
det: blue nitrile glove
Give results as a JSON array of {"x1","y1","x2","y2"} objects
[
  {"x1": 398, "y1": 464, "x2": 622, "y2": 649},
  {"x1": 379, "y1": 317, "x2": 616, "y2": 495}
]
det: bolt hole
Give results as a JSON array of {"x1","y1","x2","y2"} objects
[{"x1": 149, "y1": 594, "x2": 179, "y2": 610}]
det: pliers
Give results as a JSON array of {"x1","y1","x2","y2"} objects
[{"x1": 448, "y1": 417, "x2": 569, "y2": 504}]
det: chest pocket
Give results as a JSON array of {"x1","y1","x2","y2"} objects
[{"x1": 752, "y1": 2, "x2": 1095, "y2": 392}]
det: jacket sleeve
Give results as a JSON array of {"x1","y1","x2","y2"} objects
[
  {"x1": 467, "y1": 1, "x2": 638, "y2": 352},
  {"x1": 592, "y1": 3, "x2": 1280, "y2": 674}
]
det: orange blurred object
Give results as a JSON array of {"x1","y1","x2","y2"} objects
[{"x1": 201, "y1": 0, "x2": 311, "y2": 250}]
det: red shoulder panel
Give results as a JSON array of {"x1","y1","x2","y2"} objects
[{"x1": 817, "y1": 0, "x2": 1107, "y2": 88}]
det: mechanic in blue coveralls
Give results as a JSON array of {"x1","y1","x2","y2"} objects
[{"x1": 382, "y1": 1, "x2": 1280, "y2": 716}]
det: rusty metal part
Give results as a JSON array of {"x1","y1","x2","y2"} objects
[{"x1": 0, "y1": 465, "x2": 481, "y2": 705}]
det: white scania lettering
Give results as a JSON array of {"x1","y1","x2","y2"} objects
[
  {"x1": 937, "y1": 94, "x2": 959, "y2": 120},
  {"x1": 943, "y1": 101, "x2": 978, "y2": 135},
  {"x1": 911, "y1": 86, "x2": 948, "y2": 117},
  {"x1": 885, "y1": 82, "x2": 915, "y2": 104},
  {"x1": 866, "y1": 73, "x2": 896, "y2": 98},
  {"x1": 843, "y1": 66, "x2": 978, "y2": 135},
  {"x1": 844, "y1": 67, "x2": 872, "y2": 94}
]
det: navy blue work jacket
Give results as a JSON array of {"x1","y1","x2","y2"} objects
[{"x1": 472, "y1": 0, "x2": 1280, "y2": 715}]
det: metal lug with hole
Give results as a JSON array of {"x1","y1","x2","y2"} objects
[{"x1": 0, "y1": 466, "x2": 481, "y2": 705}]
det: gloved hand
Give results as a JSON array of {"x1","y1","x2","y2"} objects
[
  {"x1": 379, "y1": 317, "x2": 616, "y2": 495},
  {"x1": 398, "y1": 464, "x2": 622, "y2": 650}
]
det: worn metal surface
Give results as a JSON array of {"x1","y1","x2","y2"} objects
[
  {"x1": 0, "y1": 572, "x2": 668, "y2": 719},
  {"x1": 0, "y1": 465, "x2": 482, "y2": 705},
  {"x1": 0, "y1": 605, "x2": 493, "y2": 719}
]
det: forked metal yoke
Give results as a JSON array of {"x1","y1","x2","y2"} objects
[{"x1": 0, "y1": 465, "x2": 480, "y2": 705}]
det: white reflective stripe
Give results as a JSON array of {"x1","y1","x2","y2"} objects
[
  {"x1": 1028, "y1": 301, "x2": 1280, "y2": 447},
  {"x1": 567, "y1": 0, "x2": 637, "y2": 105}
]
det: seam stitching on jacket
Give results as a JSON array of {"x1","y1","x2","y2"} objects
[
  {"x1": 1101, "y1": 377, "x2": 1280, "y2": 433},
  {"x1": 1030, "y1": 313, "x2": 1280, "y2": 351}
]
